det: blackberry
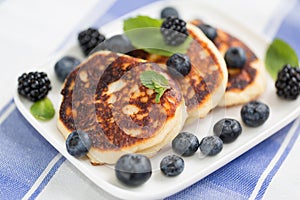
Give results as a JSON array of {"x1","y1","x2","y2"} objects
[
  {"x1": 18, "y1": 72, "x2": 51, "y2": 102},
  {"x1": 160, "y1": 17, "x2": 189, "y2": 46},
  {"x1": 275, "y1": 64, "x2": 300, "y2": 100},
  {"x1": 78, "y1": 27, "x2": 105, "y2": 56}
]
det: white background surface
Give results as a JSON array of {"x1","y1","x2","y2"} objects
[
  {"x1": 1, "y1": 0, "x2": 300, "y2": 199},
  {"x1": 0, "y1": 0, "x2": 112, "y2": 109}
]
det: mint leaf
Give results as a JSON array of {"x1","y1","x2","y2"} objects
[
  {"x1": 140, "y1": 70, "x2": 156, "y2": 89},
  {"x1": 265, "y1": 38, "x2": 299, "y2": 80},
  {"x1": 140, "y1": 70, "x2": 170, "y2": 103},
  {"x1": 152, "y1": 74, "x2": 169, "y2": 88},
  {"x1": 30, "y1": 98, "x2": 55, "y2": 121},
  {"x1": 123, "y1": 16, "x2": 192, "y2": 56},
  {"x1": 155, "y1": 88, "x2": 167, "y2": 103},
  {"x1": 124, "y1": 15, "x2": 163, "y2": 30}
]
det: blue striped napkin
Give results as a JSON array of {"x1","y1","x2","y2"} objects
[{"x1": 0, "y1": 0, "x2": 299, "y2": 199}]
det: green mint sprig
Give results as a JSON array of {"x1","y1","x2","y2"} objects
[
  {"x1": 140, "y1": 70, "x2": 170, "y2": 103},
  {"x1": 123, "y1": 15, "x2": 192, "y2": 56},
  {"x1": 265, "y1": 38, "x2": 299, "y2": 80},
  {"x1": 30, "y1": 97, "x2": 55, "y2": 121}
]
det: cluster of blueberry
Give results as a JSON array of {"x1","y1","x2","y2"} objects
[
  {"x1": 160, "y1": 7, "x2": 248, "y2": 70},
  {"x1": 64, "y1": 100, "x2": 270, "y2": 187}
]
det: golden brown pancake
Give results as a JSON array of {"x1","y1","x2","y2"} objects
[
  {"x1": 128, "y1": 23, "x2": 228, "y2": 123},
  {"x1": 57, "y1": 51, "x2": 186, "y2": 164},
  {"x1": 190, "y1": 19, "x2": 266, "y2": 107}
]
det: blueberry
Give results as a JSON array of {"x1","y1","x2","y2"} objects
[
  {"x1": 115, "y1": 154, "x2": 152, "y2": 187},
  {"x1": 241, "y1": 101, "x2": 270, "y2": 127},
  {"x1": 66, "y1": 130, "x2": 92, "y2": 158},
  {"x1": 213, "y1": 118, "x2": 242, "y2": 143},
  {"x1": 199, "y1": 136, "x2": 223, "y2": 156},
  {"x1": 172, "y1": 132, "x2": 199, "y2": 156},
  {"x1": 160, "y1": 155, "x2": 184, "y2": 177},
  {"x1": 166, "y1": 53, "x2": 191, "y2": 77},
  {"x1": 160, "y1": 7, "x2": 179, "y2": 18},
  {"x1": 54, "y1": 56, "x2": 81, "y2": 82},
  {"x1": 91, "y1": 34, "x2": 134, "y2": 54},
  {"x1": 197, "y1": 24, "x2": 217, "y2": 41},
  {"x1": 224, "y1": 47, "x2": 246, "y2": 69}
]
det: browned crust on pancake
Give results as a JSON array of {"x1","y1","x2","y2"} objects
[
  {"x1": 59, "y1": 51, "x2": 183, "y2": 151},
  {"x1": 190, "y1": 19, "x2": 258, "y2": 92},
  {"x1": 185, "y1": 29, "x2": 223, "y2": 108},
  {"x1": 60, "y1": 52, "x2": 120, "y2": 132},
  {"x1": 128, "y1": 24, "x2": 226, "y2": 114}
]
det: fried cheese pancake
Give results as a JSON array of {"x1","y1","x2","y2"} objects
[
  {"x1": 190, "y1": 19, "x2": 266, "y2": 107},
  {"x1": 57, "y1": 51, "x2": 186, "y2": 164},
  {"x1": 128, "y1": 23, "x2": 228, "y2": 123}
]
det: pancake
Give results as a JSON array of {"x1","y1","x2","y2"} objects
[
  {"x1": 57, "y1": 51, "x2": 186, "y2": 164},
  {"x1": 190, "y1": 19, "x2": 266, "y2": 107},
  {"x1": 128, "y1": 23, "x2": 228, "y2": 123}
]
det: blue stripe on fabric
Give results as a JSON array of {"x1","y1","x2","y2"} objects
[
  {"x1": 166, "y1": 122, "x2": 294, "y2": 200},
  {"x1": 0, "y1": 99, "x2": 14, "y2": 118},
  {"x1": 93, "y1": 0, "x2": 161, "y2": 28},
  {"x1": 255, "y1": 123, "x2": 300, "y2": 199},
  {"x1": 167, "y1": 1, "x2": 300, "y2": 199},
  {"x1": 250, "y1": 1, "x2": 300, "y2": 197},
  {"x1": 28, "y1": 156, "x2": 66, "y2": 200},
  {"x1": 1, "y1": 1, "x2": 163, "y2": 199},
  {"x1": 274, "y1": 0, "x2": 300, "y2": 55},
  {"x1": 0, "y1": 108, "x2": 58, "y2": 200}
]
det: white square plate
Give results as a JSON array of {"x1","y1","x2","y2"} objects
[{"x1": 14, "y1": 1, "x2": 300, "y2": 199}]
